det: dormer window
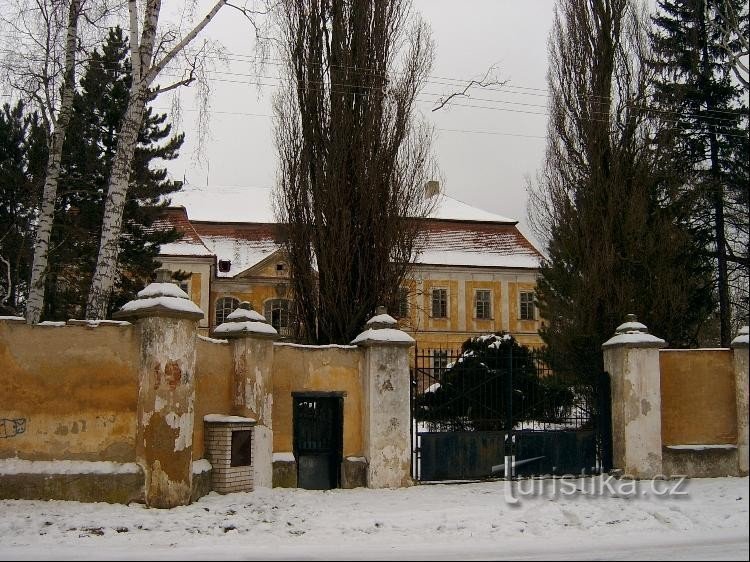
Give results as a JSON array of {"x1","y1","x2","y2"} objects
[{"x1": 218, "y1": 259, "x2": 231, "y2": 273}]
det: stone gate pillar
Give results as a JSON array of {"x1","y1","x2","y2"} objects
[
  {"x1": 113, "y1": 270, "x2": 204, "y2": 508},
  {"x1": 352, "y1": 307, "x2": 415, "y2": 488},
  {"x1": 732, "y1": 326, "x2": 749, "y2": 475},
  {"x1": 602, "y1": 314, "x2": 666, "y2": 479},
  {"x1": 215, "y1": 302, "x2": 278, "y2": 488}
]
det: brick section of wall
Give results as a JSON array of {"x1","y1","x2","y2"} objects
[{"x1": 204, "y1": 421, "x2": 256, "y2": 494}]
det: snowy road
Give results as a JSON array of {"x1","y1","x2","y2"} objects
[{"x1": 1, "y1": 476, "x2": 748, "y2": 560}]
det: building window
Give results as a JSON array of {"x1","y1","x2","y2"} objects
[
  {"x1": 276, "y1": 262, "x2": 286, "y2": 276},
  {"x1": 178, "y1": 279, "x2": 190, "y2": 295},
  {"x1": 218, "y1": 259, "x2": 231, "y2": 273},
  {"x1": 397, "y1": 287, "x2": 409, "y2": 318},
  {"x1": 433, "y1": 350, "x2": 448, "y2": 377},
  {"x1": 431, "y1": 288, "x2": 447, "y2": 318},
  {"x1": 475, "y1": 289, "x2": 491, "y2": 319},
  {"x1": 215, "y1": 296, "x2": 239, "y2": 326},
  {"x1": 520, "y1": 292, "x2": 535, "y2": 321},
  {"x1": 264, "y1": 298, "x2": 292, "y2": 336}
]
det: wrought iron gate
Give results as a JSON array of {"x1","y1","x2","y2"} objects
[{"x1": 411, "y1": 343, "x2": 612, "y2": 481}]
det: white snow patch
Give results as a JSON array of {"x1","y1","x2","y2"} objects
[
  {"x1": 137, "y1": 282, "x2": 189, "y2": 299},
  {"x1": 67, "y1": 319, "x2": 131, "y2": 327},
  {"x1": 203, "y1": 414, "x2": 256, "y2": 424},
  {"x1": 351, "y1": 328, "x2": 415, "y2": 346},
  {"x1": 667, "y1": 444, "x2": 738, "y2": 451},
  {"x1": 118, "y1": 296, "x2": 203, "y2": 316},
  {"x1": 272, "y1": 452, "x2": 295, "y2": 463},
  {"x1": 0, "y1": 476, "x2": 746, "y2": 560},
  {"x1": 37, "y1": 321, "x2": 66, "y2": 327},
  {"x1": 0, "y1": 316, "x2": 25, "y2": 322},
  {"x1": 602, "y1": 332, "x2": 666, "y2": 348},
  {"x1": 226, "y1": 308, "x2": 267, "y2": 322},
  {"x1": 345, "y1": 456, "x2": 367, "y2": 463},
  {"x1": 366, "y1": 313, "x2": 397, "y2": 326},
  {"x1": 274, "y1": 342, "x2": 358, "y2": 350},
  {"x1": 214, "y1": 321, "x2": 278, "y2": 336},
  {"x1": 197, "y1": 335, "x2": 229, "y2": 345},
  {"x1": 0, "y1": 458, "x2": 140, "y2": 475},
  {"x1": 425, "y1": 383, "x2": 441, "y2": 394},
  {"x1": 192, "y1": 459, "x2": 212, "y2": 474}
]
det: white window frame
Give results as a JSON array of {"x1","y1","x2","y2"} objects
[
  {"x1": 431, "y1": 288, "x2": 448, "y2": 318},
  {"x1": 475, "y1": 289, "x2": 492, "y2": 320},
  {"x1": 519, "y1": 291, "x2": 536, "y2": 321},
  {"x1": 215, "y1": 296, "x2": 239, "y2": 326}
]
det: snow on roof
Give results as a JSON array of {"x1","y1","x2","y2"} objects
[
  {"x1": 159, "y1": 187, "x2": 542, "y2": 271},
  {"x1": 168, "y1": 186, "x2": 517, "y2": 224},
  {"x1": 415, "y1": 222, "x2": 542, "y2": 269},
  {"x1": 153, "y1": 208, "x2": 214, "y2": 258},
  {"x1": 193, "y1": 222, "x2": 282, "y2": 278},
  {"x1": 430, "y1": 194, "x2": 516, "y2": 224}
]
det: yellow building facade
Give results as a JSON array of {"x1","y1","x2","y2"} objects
[{"x1": 157, "y1": 187, "x2": 545, "y2": 352}]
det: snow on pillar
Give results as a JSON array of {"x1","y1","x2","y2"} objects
[
  {"x1": 602, "y1": 314, "x2": 666, "y2": 479},
  {"x1": 731, "y1": 326, "x2": 749, "y2": 476},
  {"x1": 113, "y1": 269, "x2": 203, "y2": 508},
  {"x1": 214, "y1": 302, "x2": 278, "y2": 488},
  {"x1": 352, "y1": 307, "x2": 415, "y2": 488}
]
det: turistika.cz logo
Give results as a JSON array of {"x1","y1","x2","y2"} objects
[{"x1": 503, "y1": 473, "x2": 689, "y2": 504}]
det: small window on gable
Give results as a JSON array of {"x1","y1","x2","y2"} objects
[
  {"x1": 215, "y1": 296, "x2": 239, "y2": 326},
  {"x1": 218, "y1": 259, "x2": 231, "y2": 273},
  {"x1": 276, "y1": 262, "x2": 286, "y2": 276},
  {"x1": 520, "y1": 292, "x2": 536, "y2": 321}
]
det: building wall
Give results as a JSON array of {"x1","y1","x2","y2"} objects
[
  {"x1": 404, "y1": 266, "x2": 543, "y2": 351},
  {"x1": 209, "y1": 278, "x2": 292, "y2": 330},
  {"x1": 0, "y1": 322, "x2": 139, "y2": 462},
  {"x1": 159, "y1": 256, "x2": 213, "y2": 329},
  {"x1": 193, "y1": 337, "x2": 234, "y2": 460},
  {"x1": 660, "y1": 349, "x2": 738, "y2": 446},
  {"x1": 271, "y1": 343, "x2": 364, "y2": 458}
]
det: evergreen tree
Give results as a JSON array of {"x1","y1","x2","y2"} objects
[
  {"x1": 0, "y1": 101, "x2": 47, "y2": 313},
  {"x1": 650, "y1": 0, "x2": 750, "y2": 343},
  {"x1": 528, "y1": 0, "x2": 714, "y2": 376},
  {"x1": 45, "y1": 27, "x2": 184, "y2": 320}
]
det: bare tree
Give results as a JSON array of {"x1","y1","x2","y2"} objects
[
  {"x1": 716, "y1": 0, "x2": 749, "y2": 90},
  {"x1": 85, "y1": 0, "x2": 266, "y2": 318},
  {"x1": 273, "y1": 0, "x2": 437, "y2": 344}
]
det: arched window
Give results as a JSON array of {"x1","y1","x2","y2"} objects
[
  {"x1": 215, "y1": 297, "x2": 239, "y2": 326},
  {"x1": 264, "y1": 299, "x2": 292, "y2": 336}
]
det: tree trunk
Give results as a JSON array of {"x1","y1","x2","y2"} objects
[
  {"x1": 85, "y1": 84, "x2": 148, "y2": 319},
  {"x1": 25, "y1": 0, "x2": 80, "y2": 324}
]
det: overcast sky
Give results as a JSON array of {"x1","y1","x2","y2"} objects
[{"x1": 161, "y1": 1, "x2": 558, "y2": 244}]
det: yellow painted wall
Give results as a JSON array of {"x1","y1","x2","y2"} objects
[
  {"x1": 190, "y1": 272, "x2": 202, "y2": 306},
  {"x1": 193, "y1": 337, "x2": 234, "y2": 460},
  {"x1": 0, "y1": 322, "x2": 139, "y2": 462},
  {"x1": 209, "y1": 284, "x2": 291, "y2": 328},
  {"x1": 421, "y1": 279, "x2": 459, "y2": 332},
  {"x1": 272, "y1": 344, "x2": 363, "y2": 457},
  {"x1": 660, "y1": 349, "x2": 738, "y2": 446}
]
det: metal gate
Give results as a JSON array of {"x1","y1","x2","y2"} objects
[
  {"x1": 411, "y1": 341, "x2": 612, "y2": 481},
  {"x1": 293, "y1": 394, "x2": 343, "y2": 489}
]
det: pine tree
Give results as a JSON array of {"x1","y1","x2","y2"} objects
[
  {"x1": 0, "y1": 101, "x2": 47, "y2": 313},
  {"x1": 45, "y1": 27, "x2": 184, "y2": 320},
  {"x1": 650, "y1": 0, "x2": 750, "y2": 343},
  {"x1": 528, "y1": 0, "x2": 714, "y2": 375}
]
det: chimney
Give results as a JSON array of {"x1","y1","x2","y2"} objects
[{"x1": 425, "y1": 180, "x2": 440, "y2": 198}]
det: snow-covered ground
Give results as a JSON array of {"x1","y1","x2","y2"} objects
[{"x1": 1, "y1": 476, "x2": 748, "y2": 560}]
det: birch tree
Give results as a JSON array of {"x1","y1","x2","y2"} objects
[
  {"x1": 85, "y1": 0, "x2": 245, "y2": 318},
  {"x1": 1, "y1": 1, "x2": 82, "y2": 323}
]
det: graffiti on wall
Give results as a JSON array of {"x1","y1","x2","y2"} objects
[{"x1": 0, "y1": 417, "x2": 26, "y2": 438}]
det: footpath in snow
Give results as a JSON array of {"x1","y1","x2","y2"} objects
[{"x1": 0, "y1": 476, "x2": 748, "y2": 560}]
